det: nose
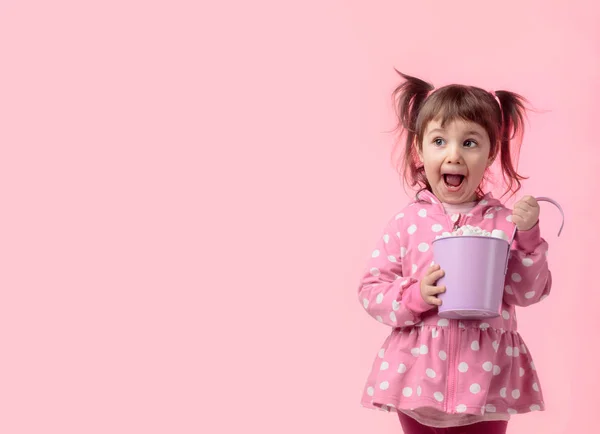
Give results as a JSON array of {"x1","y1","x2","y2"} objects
[{"x1": 445, "y1": 142, "x2": 463, "y2": 164}]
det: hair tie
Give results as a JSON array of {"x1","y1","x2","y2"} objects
[{"x1": 490, "y1": 90, "x2": 501, "y2": 107}]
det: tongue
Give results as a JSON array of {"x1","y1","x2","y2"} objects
[{"x1": 446, "y1": 175, "x2": 463, "y2": 187}]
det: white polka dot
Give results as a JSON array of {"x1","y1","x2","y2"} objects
[
  {"x1": 363, "y1": 298, "x2": 369, "y2": 309},
  {"x1": 432, "y1": 329, "x2": 439, "y2": 338},
  {"x1": 508, "y1": 408, "x2": 518, "y2": 415},
  {"x1": 540, "y1": 294, "x2": 548, "y2": 301},
  {"x1": 396, "y1": 213, "x2": 404, "y2": 220},
  {"x1": 437, "y1": 319, "x2": 449, "y2": 327},
  {"x1": 512, "y1": 389, "x2": 521, "y2": 399},
  {"x1": 383, "y1": 234, "x2": 390, "y2": 243},
  {"x1": 511, "y1": 273, "x2": 522, "y2": 282},
  {"x1": 482, "y1": 361, "x2": 493, "y2": 372},
  {"x1": 376, "y1": 316, "x2": 383, "y2": 323},
  {"x1": 380, "y1": 361, "x2": 389, "y2": 370},
  {"x1": 432, "y1": 224, "x2": 443, "y2": 232},
  {"x1": 411, "y1": 348, "x2": 420, "y2": 357},
  {"x1": 514, "y1": 347, "x2": 520, "y2": 357},
  {"x1": 525, "y1": 291, "x2": 535, "y2": 299},
  {"x1": 531, "y1": 361, "x2": 536, "y2": 370},
  {"x1": 398, "y1": 363, "x2": 407, "y2": 373},
  {"x1": 392, "y1": 300, "x2": 400, "y2": 311},
  {"x1": 458, "y1": 362, "x2": 469, "y2": 373},
  {"x1": 485, "y1": 404, "x2": 497, "y2": 413},
  {"x1": 470, "y1": 383, "x2": 481, "y2": 394},
  {"x1": 458, "y1": 322, "x2": 465, "y2": 329},
  {"x1": 418, "y1": 242, "x2": 429, "y2": 252},
  {"x1": 500, "y1": 387, "x2": 507, "y2": 398},
  {"x1": 471, "y1": 341, "x2": 480, "y2": 351},
  {"x1": 506, "y1": 347, "x2": 513, "y2": 356},
  {"x1": 519, "y1": 367, "x2": 525, "y2": 377},
  {"x1": 380, "y1": 381, "x2": 390, "y2": 390},
  {"x1": 387, "y1": 255, "x2": 397, "y2": 263},
  {"x1": 418, "y1": 209, "x2": 427, "y2": 218},
  {"x1": 439, "y1": 350, "x2": 447, "y2": 360},
  {"x1": 480, "y1": 200, "x2": 488, "y2": 205},
  {"x1": 451, "y1": 214, "x2": 459, "y2": 222},
  {"x1": 505, "y1": 285, "x2": 514, "y2": 295},
  {"x1": 403, "y1": 387, "x2": 413, "y2": 397},
  {"x1": 378, "y1": 349, "x2": 385, "y2": 358},
  {"x1": 522, "y1": 258, "x2": 534, "y2": 267},
  {"x1": 506, "y1": 215, "x2": 513, "y2": 222},
  {"x1": 412, "y1": 264, "x2": 418, "y2": 273},
  {"x1": 493, "y1": 365, "x2": 501, "y2": 375},
  {"x1": 389, "y1": 312, "x2": 397, "y2": 322},
  {"x1": 530, "y1": 405, "x2": 541, "y2": 411},
  {"x1": 420, "y1": 345, "x2": 429, "y2": 355},
  {"x1": 405, "y1": 320, "x2": 415, "y2": 326},
  {"x1": 502, "y1": 310, "x2": 510, "y2": 320},
  {"x1": 456, "y1": 404, "x2": 467, "y2": 413},
  {"x1": 533, "y1": 383, "x2": 539, "y2": 392},
  {"x1": 484, "y1": 213, "x2": 494, "y2": 219},
  {"x1": 370, "y1": 268, "x2": 380, "y2": 277},
  {"x1": 376, "y1": 293, "x2": 384, "y2": 304},
  {"x1": 367, "y1": 386, "x2": 374, "y2": 396},
  {"x1": 372, "y1": 250, "x2": 380, "y2": 258},
  {"x1": 417, "y1": 385, "x2": 422, "y2": 396},
  {"x1": 479, "y1": 323, "x2": 490, "y2": 330},
  {"x1": 426, "y1": 369, "x2": 436, "y2": 378},
  {"x1": 400, "y1": 247, "x2": 407, "y2": 258},
  {"x1": 521, "y1": 344, "x2": 527, "y2": 354},
  {"x1": 434, "y1": 392, "x2": 444, "y2": 402},
  {"x1": 408, "y1": 224, "x2": 417, "y2": 235}
]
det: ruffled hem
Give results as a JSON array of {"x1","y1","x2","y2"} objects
[{"x1": 359, "y1": 324, "x2": 545, "y2": 418}]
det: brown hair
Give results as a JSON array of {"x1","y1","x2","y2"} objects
[{"x1": 391, "y1": 70, "x2": 529, "y2": 199}]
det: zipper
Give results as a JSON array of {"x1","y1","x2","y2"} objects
[
  {"x1": 444, "y1": 212, "x2": 468, "y2": 413},
  {"x1": 447, "y1": 319, "x2": 458, "y2": 412}
]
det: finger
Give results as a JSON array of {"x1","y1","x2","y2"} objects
[
  {"x1": 514, "y1": 203, "x2": 534, "y2": 213},
  {"x1": 426, "y1": 296, "x2": 442, "y2": 306},
  {"x1": 522, "y1": 196, "x2": 538, "y2": 207},
  {"x1": 424, "y1": 285, "x2": 446, "y2": 296},
  {"x1": 427, "y1": 264, "x2": 441, "y2": 273},
  {"x1": 423, "y1": 269, "x2": 442, "y2": 285}
]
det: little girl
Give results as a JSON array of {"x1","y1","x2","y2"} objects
[{"x1": 358, "y1": 72, "x2": 551, "y2": 434}]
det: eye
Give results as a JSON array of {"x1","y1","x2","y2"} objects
[
  {"x1": 433, "y1": 138, "x2": 445, "y2": 146},
  {"x1": 463, "y1": 140, "x2": 477, "y2": 148}
]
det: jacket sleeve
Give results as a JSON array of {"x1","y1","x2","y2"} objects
[
  {"x1": 503, "y1": 223, "x2": 552, "y2": 307},
  {"x1": 357, "y1": 216, "x2": 434, "y2": 327}
]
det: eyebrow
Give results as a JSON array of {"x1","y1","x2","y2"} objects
[{"x1": 426, "y1": 128, "x2": 485, "y2": 138}]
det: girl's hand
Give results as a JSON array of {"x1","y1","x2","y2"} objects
[
  {"x1": 420, "y1": 264, "x2": 446, "y2": 306},
  {"x1": 512, "y1": 195, "x2": 540, "y2": 231}
]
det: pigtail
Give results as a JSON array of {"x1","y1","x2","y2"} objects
[
  {"x1": 391, "y1": 70, "x2": 434, "y2": 189},
  {"x1": 493, "y1": 90, "x2": 529, "y2": 197}
]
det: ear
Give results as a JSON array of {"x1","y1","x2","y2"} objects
[{"x1": 416, "y1": 141, "x2": 424, "y2": 163}]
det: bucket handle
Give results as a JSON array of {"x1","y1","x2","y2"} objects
[{"x1": 505, "y1": 196, "x2": 565, "y2": 274}]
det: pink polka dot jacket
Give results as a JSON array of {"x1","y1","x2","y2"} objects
[{"x1": 358, "y1": 190, "x2": 550, "y2": 425}]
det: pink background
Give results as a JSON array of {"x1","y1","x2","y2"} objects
[{"x1": 0, "y1": 0, "x2": 597, "y2": 433}]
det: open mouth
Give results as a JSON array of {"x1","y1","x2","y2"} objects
[{"x1": 443, "y1": 174, "x2": 465, "y2": 189}]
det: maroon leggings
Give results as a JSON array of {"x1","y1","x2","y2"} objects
[{"x1": 398, "y1": 412, "x2": 508, "y2": 434}]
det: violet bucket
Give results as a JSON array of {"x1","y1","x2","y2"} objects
[{"x1": 433, "y1": 197, "x2": 564, "y2": 320}]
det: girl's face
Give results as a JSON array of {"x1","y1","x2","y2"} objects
[{"x1": 419, "y1": 118, "x2": 493, "y2": 204}]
